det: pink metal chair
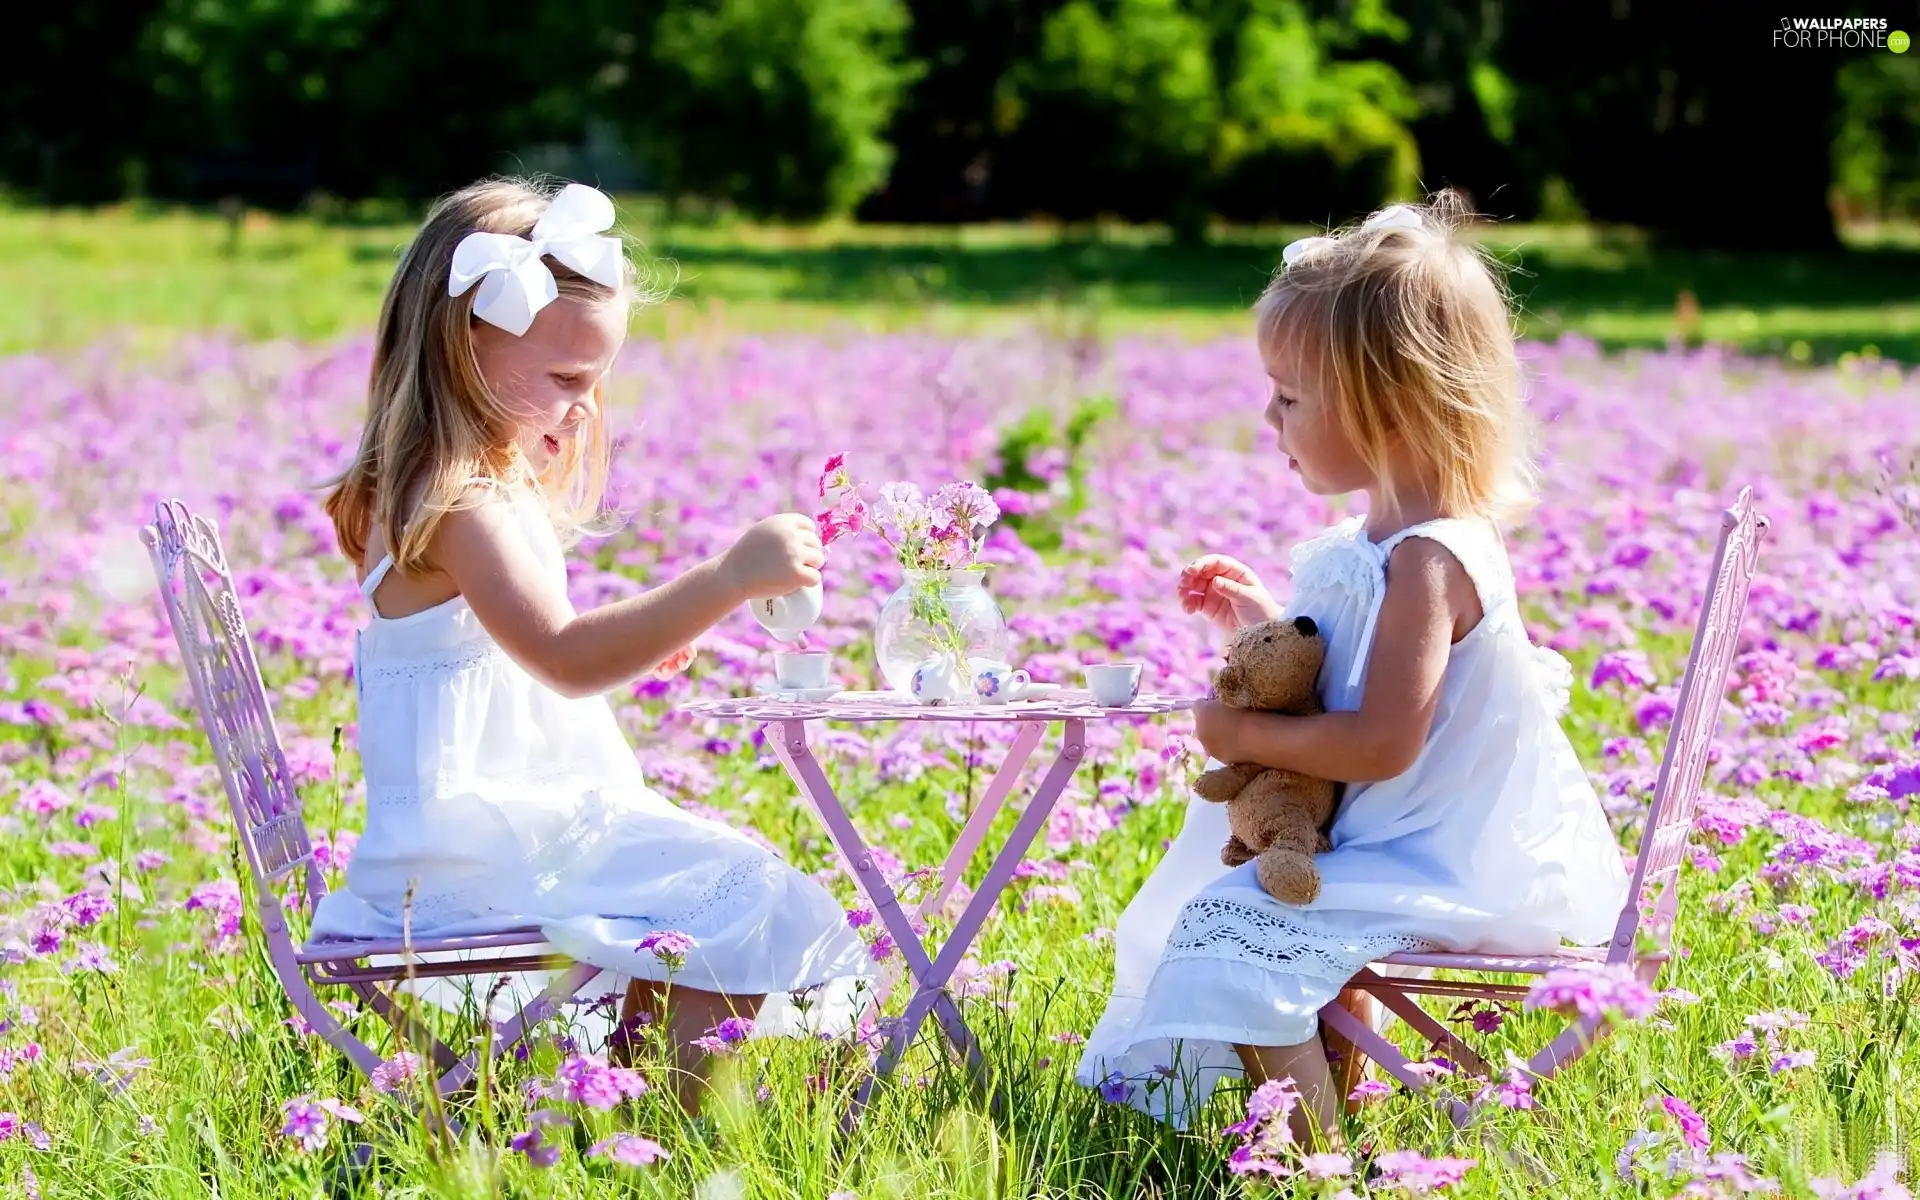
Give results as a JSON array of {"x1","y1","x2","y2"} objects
[
  {"x1": 1318, "y1": 488, "x2": 1770, "y2": 1124},
  {"x1": 141, "y1": 500, "x2": 602, "y2": 1097}
]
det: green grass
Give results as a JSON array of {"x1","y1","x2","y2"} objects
[{"x1": 4, "y1": 199, "x2": 1918, "y2": 364}]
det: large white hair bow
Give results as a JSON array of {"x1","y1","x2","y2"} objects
[
  {"x1": 448, "y1": 183, "x2": 626, "y2": 336},
  {"x1": 1281, "y1": 203, "x2": 1424, "y2": 269}
]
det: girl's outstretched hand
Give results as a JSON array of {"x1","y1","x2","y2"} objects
[
  {"x1": 721, "y1": 514, "x2": 826, "y2": 601},
  {"x1": 651, "y1": 641, "x2": 698, "y2": 680},
  {"x1": 1177, "y1": 555, "x2": 1281, "y2": 634}
]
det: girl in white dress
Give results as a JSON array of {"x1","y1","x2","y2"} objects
[
  {"x1": 1075, "y1": 192, "x2": 1629, "y2": 1145},
  {"x1": 313, "y1": 178, "x2": 872, "y2": 1106}
]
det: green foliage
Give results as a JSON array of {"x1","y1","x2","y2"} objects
[
  {"x1": 1009, "y1": 0, "x2": 1222, "y2": 226},
  {"x1": 998, "y1": 0, "x2": 1421, "y2": 232},
  {"x1": 621, "y1": 0, "x2": 921, "y2": 218},
  {"x1": 1494, "y1": 5, "x2": 1841, "y2": 251},
  {"x1": 134, "y1": 0, "x2": 606, "y2": 200},
  {"x1": 6, "y1": 1, "x2": 1918, "y2": 238},
  {"x1": 985, "y1": 392, "x2": 1118, "y2": 551},
  {"x1": 1834, "y1": 54, "x2": 1920, "y2": 221},
  {"x1": 1467, "y1": 59, "x2": 1515, "y2": 146},
  {"x1": 1213, "y1": 0, "x2": 1422, "y2": 223}
]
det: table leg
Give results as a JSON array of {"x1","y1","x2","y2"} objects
[
  {"x1": 926, "y1": 721, "x2": 1085, "y2": 1026},
  {"x1": 767, "y1": 717, "x2": 1089, "y2": 1129},
  {"x1": 921, "y1": 721, "x2": 1045, "y2": 918},
  {"x1": 768, "y1": 721, "x2": 969, "y2": 1125}
]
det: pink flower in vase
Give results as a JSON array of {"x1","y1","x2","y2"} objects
[{"x1": 817, "y1": 453, "x2": 867, "y2": 545}]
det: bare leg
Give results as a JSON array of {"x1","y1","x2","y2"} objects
[
  {"x1": 1323, "y1": 986, "x2": 1379, "y2": 1115},
  {"x1": 616, "y1": 979, "x2": 769, "y2": 1112},
  {"x1": 1235, "y1": 1037, "x2": 1347, "y2": 1151}
]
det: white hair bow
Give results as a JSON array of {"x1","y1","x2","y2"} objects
[
  {"x1": 1281, "y1": 203, "x2": 1424, "y2": 269},
  {"x1": 448, "y1": 183, "x2": 626, "y2": 336}
]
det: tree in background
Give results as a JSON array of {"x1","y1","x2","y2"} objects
[
  {"x1": 857, "y1": 0, "x2": 1063, "y2": 222},
  {"x1": 136, "y1": 0, "x2": 606, "y2": 202},
  {"x1": 1, "y1": 0, "x2": 169, "y2": 204},
  {"x1": 988, "y1": 0, "x2": 1421, "y2": 233},
  {"x1": 609, "y1": 0, "x2": 920, "y2": 220},
  {"x1": 1496, "y1": 4, "x2": 1846, "y2": 251},
  {"x1": 1207, "y1": 0, "x2": 1421, "y2": 225},
  {"x1": 996, "y1": 0, "x2": 1224, "y2": 228},
  {"x1": 1833, "y1": 53, "x2": 1920, "y2": 223},
  {"x1": 1332, "y1": 0, "x2": 1523, "y2": 220},
  {"x1": 3, "y1": 1, "x2": 1915, "y2": 243}
]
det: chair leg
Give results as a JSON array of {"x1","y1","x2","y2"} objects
[
  {"x1": 1319, "y1": 1001, "x2": 1473, "y2": 1127},
  {"x1": 1525, "y1": 1012, "x2": 1609, "y2": 1083},
  {"x1": 275, "y1": 958, "x2": 391, "y2": 1082},
  {"x1": 1353, "y1": 977, "x2": 1492, "y2": 1078},
  {"x1": 350, "y1": 982, "x2": 462, "y2": 1072},
  {"x1": 435, "y1": 962, "x2": 603, "y2": 1096},
  {"x1": 1324, "y1": 988, "x2": 1375, "y2": 1109}
]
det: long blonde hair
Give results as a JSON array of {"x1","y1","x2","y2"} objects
[
  {"x1": 1256, "y1": 188, "x2": 1537, "y2": 524},
  {"x1": 324, "y1": 176, "x2": 638, "y2": 574}
]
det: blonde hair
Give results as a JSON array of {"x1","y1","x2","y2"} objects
[
  {"x1": 324, "y1": 176, "x2": 640, "y2": 574},
  {"x1": 1255, "y1": 188, "x2": 1536, "y2": 524}
]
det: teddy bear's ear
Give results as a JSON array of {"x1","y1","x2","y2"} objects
[{"x1": 1293, "y1": 616, "x2": 1318, "y2": 638}]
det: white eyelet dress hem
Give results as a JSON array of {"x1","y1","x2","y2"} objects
[
  {"x1": 1074, "y1": 516, "x2": 1630, "y2": 1127},
  {"x1": 309, "y1": 491, "x2": 875, "y2": 1040}
]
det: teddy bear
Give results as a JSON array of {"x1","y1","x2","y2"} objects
[{"x1": 1191, "y1": 616, "x2": 1340, "y2": 905}]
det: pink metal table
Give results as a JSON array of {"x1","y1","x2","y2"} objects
[{"x1": 677, "y1": 688, "x2": 1197, "y2": 1123}]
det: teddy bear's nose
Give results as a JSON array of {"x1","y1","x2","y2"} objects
[{"x1": 1293, "y1": 616, "x2": 1318, "y2": 637}]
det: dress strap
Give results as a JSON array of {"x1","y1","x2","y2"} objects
[
  {"x1": 1378, "y1": 519, "x2": 1512, "y2": 611},
  {"x1": 360, "y1": 555, "x2": 396, "y2": 603},
  {"x1": 1343, "y1": 518, "x2": 1511, "y2": 691}
]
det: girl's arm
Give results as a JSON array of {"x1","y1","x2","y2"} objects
[
  {"x1": 432, "y1": 491, "x2": 822, "y2": 699},
  {"x1": 1192, "y1": 538, "x2": 1476, "y2": 784}
]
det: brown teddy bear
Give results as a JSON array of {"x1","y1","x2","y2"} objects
[{"x1": 1192, "y1": 616, "x2": 1340, "y2": 905}]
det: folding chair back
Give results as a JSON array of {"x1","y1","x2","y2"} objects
[
  {"x1": 1611, "y1": 486, "x2": 1770, "y2": 963},
  {"x1": 140, "y1": 501, "x2": 327, "y2": 925}
]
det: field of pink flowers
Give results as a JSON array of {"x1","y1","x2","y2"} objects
[{"x1": 1, "y1": 330, "x2": 1919, "y2": 1197}]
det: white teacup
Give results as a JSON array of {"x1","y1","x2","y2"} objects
[
  {"x1": 749, "y1": 582, "x2": 824, "y2": 643},
  {"x1": 773, "y1": 649, "x2": 831, "y2": 690},
  {"x1": 972, "y1": 660, "x2": 1032, "y2": 704},
  {"x1": 1084, "y1": 662, "x2": 1143, "y2": 707},
  {"x1": 909, "y1": 654, "x2": 967, "y2": 705}
]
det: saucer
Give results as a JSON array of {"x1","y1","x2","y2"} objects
[
  {"x1": 754, "y1": 681, "x2": 843, "y2": 701},
  {"x1": 980, "y1": 682, "x2": 1062, "y2": 705},
  {"x1": 1008, "y1": 682, "x2": 1062, "y2": 701}
]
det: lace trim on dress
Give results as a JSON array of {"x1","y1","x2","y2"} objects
[
  {"x1": 1160, "y1": 895, "x2": 1429, "y2": 986},
  {"x1": 1286, "y1": 518, "x2": 1375, "y2": 599},
  {"x1": 378, "y1": 887, "x2": 476, "y2": 929},
  {"x1": 358, "y1": 640, "x2": 510, "y2": 686},
  {"x1": 656, "y1": 857, "x2": 785, "y2": 937}
]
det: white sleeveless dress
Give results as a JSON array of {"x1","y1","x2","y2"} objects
[
  {"x1": 308, "y1": 488, "x2": 873, "y2": 1033},
  {"x1": 1075, "y1": 516, "x2": 1630, "y2": 1127}
]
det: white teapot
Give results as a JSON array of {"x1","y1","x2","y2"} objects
[
  {"x1": 748, "y1": 582, "x2": 824, "y2": 643},
  {"x1": 908, "y1": 653, "x2": 968, "y2": 705}
]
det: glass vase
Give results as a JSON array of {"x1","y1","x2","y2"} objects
[{"x1": 873, "y1": 568, "x2": 1011, "y2": 695}]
